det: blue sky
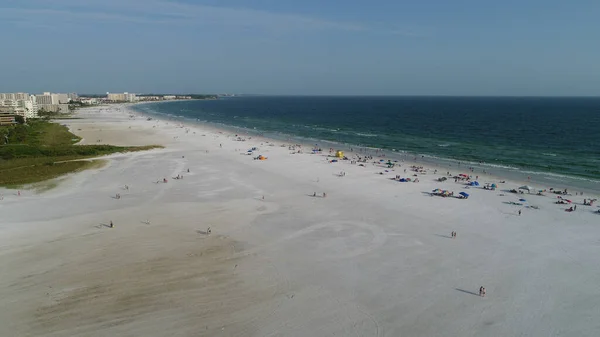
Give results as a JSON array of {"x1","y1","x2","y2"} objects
[{"x1": 1, "y1": 0, "x2": 600, "y2": 95}]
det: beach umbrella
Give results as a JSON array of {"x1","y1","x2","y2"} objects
[
  {"x1": 459, "y1": 192, "x2": 469, "y2": 197},
  {"x1": 519, "y1": 185, "x2": 533, "y2": 192},
  {"x1": 491, "y1": 183, "x2": 497, "y2": 188}
]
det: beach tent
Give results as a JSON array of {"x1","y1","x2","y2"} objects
[
  {"x1": 459, "y1": 192, "x2": 469, "y2": 198},
  {"x1": 519, "y1": 185, "x2": 533, "y2": 192},
  {"x1": 336, "y1": 151, "x2": 344, "y2": 158}
]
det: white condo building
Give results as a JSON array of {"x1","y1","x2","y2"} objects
[
  {"x1": 0, "y1": 92, "x2": 39, "y2": 118},
  {"x1": 107, "y1": 92, "x2": 137, "y2": 102},
  {"x1": 36, "y1": 92, "x2": 69, "y2": 105}
]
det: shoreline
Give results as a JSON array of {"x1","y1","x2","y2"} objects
[{"x1": 131, "y1": 101, "x2": 600, "y2": 195}]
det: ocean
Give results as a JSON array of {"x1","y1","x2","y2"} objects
[{"x1": 132, "y1": 96, "x2": 600, "y2": 192}]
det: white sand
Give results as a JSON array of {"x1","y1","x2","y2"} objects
[{"x1": 1, "y1": 104, "x2": 599, "y2": 336}]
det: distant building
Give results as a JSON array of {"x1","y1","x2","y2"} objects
[
  {"x1": 80, "y1": 98, "x2": 98, "y2": 105},
  {"x1": 0, "y1": 92, "x2": 29, "y2": 100},
  {"x1": 35, "y1": 93, "x2": 69, "y2": 105},
  {"x1": 67, "y1": 92, "x2": 78, "y2": 100},
  {"x1": 22, "y1": 100, "x2": 38, "y2": 118},
  {"x1": 38, "y1": 104, "x2": 70, "y2": 114},
  {"x1": 53, "y1": 93, "x2": 69, "y2": 104},
  {"x1": 0, "y1": 106, "x2": 26, "y2": 124},
  {"x1": 0, "y1": 107, "x2": 17, "y2": 125},
  {"x1": 0, "y1": 95, "x2": 38, "y2": 118},
  {"x1": 35, "y1": 94, "x2": 53, "y2": 105},
  {"x1": 107, "y1": 92, "x2": 137, "y2": 102}
]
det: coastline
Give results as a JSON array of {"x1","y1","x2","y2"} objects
[
  {"x1": 132, "y1": 100, "x2": 600, "y2": 195},
  {"x1": 1, "y1": 104, "x2": 599, "y2": 336}
]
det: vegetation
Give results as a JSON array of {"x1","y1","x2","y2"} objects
[{"x1": 0, "y1": 121, "x2": 162, "y2": 187}]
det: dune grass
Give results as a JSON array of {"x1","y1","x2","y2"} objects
[
  {"x1": 0, "y1": 121, "x2": 161, "y2": 188},
  {"x1": 1, "y1": 160, "x2": 108, "y2": 187}
]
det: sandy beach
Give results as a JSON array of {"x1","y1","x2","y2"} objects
[{"x1": 1, "y1": 104, "x2": 599, "y2": 337}]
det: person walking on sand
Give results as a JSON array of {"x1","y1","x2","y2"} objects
[
  {"x1": 479, "y1": 286, "x2": 484, "y2": 296},
  {"x1": 518, "y1": 209, "x2": 522, "y2": 216},
  {"x1": 109, "y1": 221, "x2": 114, "y2": 228}
]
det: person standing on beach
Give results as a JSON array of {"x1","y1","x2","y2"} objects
[
  {"x1": 109, "y1": 221, "x2": 114, "y2": 228},
  {"x1": 518, "y1": 210, "x2": 521, "y2": 216}
]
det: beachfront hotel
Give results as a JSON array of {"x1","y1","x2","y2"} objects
[
  {"x1": 107, "y1": 92, "x2": 137, "y2": 103},
  {"x1": 0, "y1": 91, "x2": 77, "y2": 121}
]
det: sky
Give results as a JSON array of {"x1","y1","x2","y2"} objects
[{"x1": 1, "y1": 0, "x2": 600, "y2": 96}]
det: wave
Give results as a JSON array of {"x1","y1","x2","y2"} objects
[
  {"x1": 520, "y1": 170, "x2": 600, "y2": 183},
  {"x1": 356, "y1": 132, "x2": 379, "y2": 137}
]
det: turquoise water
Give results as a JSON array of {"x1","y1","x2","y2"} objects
[{"x1": 132, "y1": 96, "x2": 600, "y2": 192}]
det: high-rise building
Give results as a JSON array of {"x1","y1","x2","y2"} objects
[
  {"x1": 35, "y1": 93, "x2": 69, "y2": 105},
  {"x1": 52, "y1": 93, "x2": 69, "y2": 104},
  {"x1": 0, "y1": 93, "x2": 39, "y2": 118},
  {"x1": 67, "y1": 93, "x2": 78, "y2": 100},
  {"x1": 0, "y1": 92, "x2": 29, "y2": 100},
  {"x1": 107, "y1": 92, "x2": 137, "y2": 102},
  {"x1": 35, "y1": 94, "x2": 53, "y2": 105}
]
